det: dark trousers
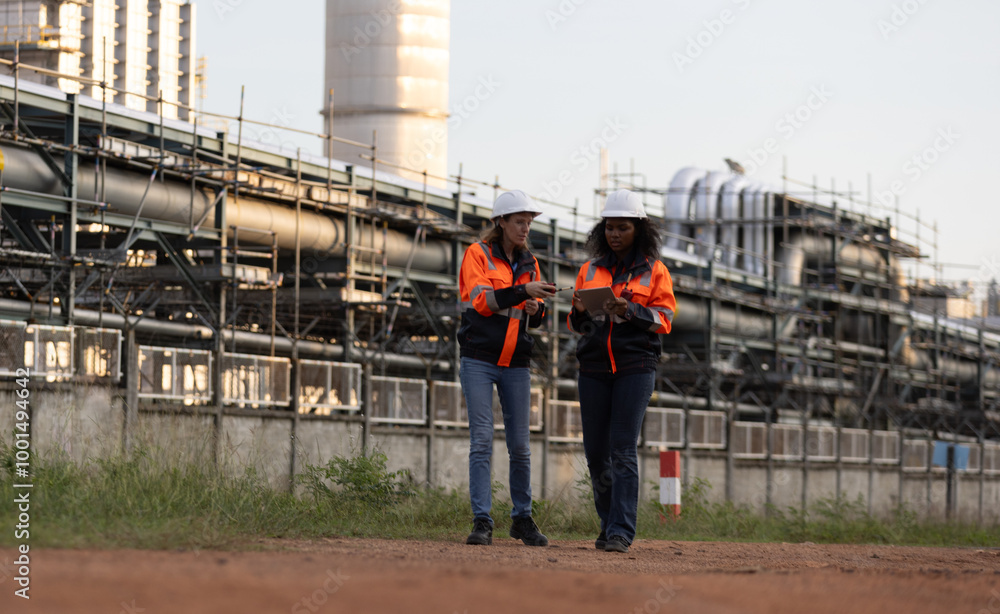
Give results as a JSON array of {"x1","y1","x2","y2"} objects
[{"x1": 578, "y1": 370, "x2": 655, "y2": 544}]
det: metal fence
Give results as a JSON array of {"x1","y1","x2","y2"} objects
[
  {"x1": 428, "y1": 381, "x2": 543, "y2": 432},
  {"x1": 0, "y1": 321, "x2": 74, "y2": 379},
  {"x1": 643, "y1": 406, "x2": 685, "y2": 448},
  {"x1": 549, "y1": 400, "x2": 583, "y2": 443},
  {"x1": 222, "y1": 352, "x2": 291, "y2": 408},
  {"x1": 0, "y1": 321, "x2": 122, "y2": 381},
  {"x1": 689, "y1": 410, "x2": 727, "y2": 449},
  {"x1": 77, "y1": 328, "x2": 123, "y2": 381},
  {"x1": 370, "y1": 376, "x2": 427, "y2": 425},
  {"x1": 3, "y1": 319, "x2": 996, "y2": 478},
  {"x1": 298, "y1": 360, "x2": 361, "y2": 415},
  {"x1": 138, "y1": 346, "x2": 213, "y2": 403}
]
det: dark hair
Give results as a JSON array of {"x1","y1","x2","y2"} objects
[
  {"x1": 480, "y1": 220, "x2": 504, "y2": 245},
  {"x1": 585, "y1": 218, "x2": 661, "y2": 260}
]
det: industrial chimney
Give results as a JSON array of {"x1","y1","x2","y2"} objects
[{"x1": 324, "y1": 0, "x2": 450, "y2": 187}]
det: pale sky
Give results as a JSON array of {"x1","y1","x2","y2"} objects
[{"x1": 192, "y1": 0, "x2": 1000, "y2": 294}]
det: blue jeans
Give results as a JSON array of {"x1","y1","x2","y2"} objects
[
  {"x1": 578, "y1": 370, "x2": 655, "y2": 544},
  {"x1": 461, "y1": 357, "x2": 534, "y2": 522}
]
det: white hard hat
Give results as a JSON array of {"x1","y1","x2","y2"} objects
[
  {"x1": 491, "y1": 190, "x2": 542, "y2": 220},
  {"x1": 601, "y1": 189, "x2": 647, "y2": 219}
]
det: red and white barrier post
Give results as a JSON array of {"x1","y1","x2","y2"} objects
[{"x1": 659, "y1": 451, "x2": 681, "y2": 519}]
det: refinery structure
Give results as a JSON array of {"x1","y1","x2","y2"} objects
[
  {"x1": 0, "y1": 0, "x2": 196, "y2": 119},
  {"x1": 0, "y1": 0, "x2": 998, "y2": 521}
]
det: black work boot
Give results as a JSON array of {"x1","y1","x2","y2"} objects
[
  {"x1": 510, "y1": 516, "x2": 548, "y2": 547},
  {"x1": 594, "y1": 530, "x2": 607, "y2": 550},
  {"x1": 604, "y1": 535, "x2": 629, "y2": 553},
  {"x1": 466, "y1": 517, "x2": 493, "y2": 545}
]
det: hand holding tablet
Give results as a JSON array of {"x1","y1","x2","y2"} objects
[{"x1": 575, "y1": 286, "x2": 618, "y2": 316}]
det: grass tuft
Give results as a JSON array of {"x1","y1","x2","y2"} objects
[{"x1": 1, "y1": 442, "x2": 997, "y2": 550}]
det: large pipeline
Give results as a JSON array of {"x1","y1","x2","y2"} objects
[
  {"x1": 0, "y1": 144, "x2": 453, "y2": 272},
  {"x1": 777, "y1": 233, "x2": 885, "y2": 286},
  {"x1": 5, "y1": 144, "x2": 995, "y2": 389},
  {"x1": 0, "y1": 298, "x2": 453, "y2": 371},
  {"x1": 663, "y1": 166, "x2": 702, "y2": 251},
  {"x1": 672, "y1": 295, "x2": 774, "y2": 338},
  {"x1": 719, "y1": 176, "x2": 747, "y2": 269}
]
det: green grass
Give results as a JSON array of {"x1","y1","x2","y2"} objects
[
  {"x1": 1, "y1": 442, "x2": 997, "y2": 550},
  {"x1": 639, "y1": 477, "x2": 1000, "y2": 547}
]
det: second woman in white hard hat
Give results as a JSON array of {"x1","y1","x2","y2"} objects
[
  {"x1": 568, "y1": 189, "x2": 677, "y2": 554},
  {"x1": 459, "y1": 189, "x2": 555, "y2": 547}
]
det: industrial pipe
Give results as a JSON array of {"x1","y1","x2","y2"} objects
[
  {"x1": 0, "y1": 144, "x2": 453, "y2": 272},
  {"x1": 777, "y1": 233, "x2": 885, "y2": 287},
  {"x1": 0, "y1": 298, "x2": 452, "y2": 371},
  {"x1": 693, "y1": 171, "x2": 728, "y2": 260},
  {"x1": 663, "y1": 166, "x2": 703, "y2": 251},
  {"x1": 719, "y1": 176, "x2": 747, "y2": 269}
]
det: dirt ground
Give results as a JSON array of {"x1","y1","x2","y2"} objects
[{"x1": 2, "y1": 537, "x2": 999, "y2": 614}]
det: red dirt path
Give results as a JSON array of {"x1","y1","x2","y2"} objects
[{"x1": 2, "y1": 538, "x2": 999, "y2": 613}]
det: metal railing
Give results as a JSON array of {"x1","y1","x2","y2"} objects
[
  {"x1": 138, "y1": 346, "x2": 212, "y2": 403},
  {"x1": 643, "y1": 406, "x2": 685, "y2": 448},
  {"x1": 0, "y1": 25, "x2": 57, "y2": 45},
  {"x1": 77, "y1": 327, "x2": 122, "y2": 381},
  {"x1": 370, "y1": 375, "x2": 427, "y2": 425},
  {"x1": 549, "y1": 400, "x2": 582, "y2": 443},
  {"x1": 222, "y1": 352, "x2": 290, "y2": 408},
  {"x1": 806, "y1": 425, "x2": 838, "y2": 462},
  {"x1": 732, "y1": 421, "x2": 767, "y2": 459},
  {"x1": 902, "y1": 439, "x2": 930, "y2": 472},
  {"x1": 298, "y1": 359, "x2": 361, "y2": 415},
  {"x1": 772, "y1": 423, "x2": 804, "y2": 461},
  {"x1": 688, "y1": 410, "x2": 727, "y2": 449}
]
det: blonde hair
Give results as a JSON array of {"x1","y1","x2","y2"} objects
[
  {"x1": 479, "y1": 214, "x2": 531, "y2": 248},
  {"x1": 480, "y1": 221, "x2": 504, "y2": 245}
]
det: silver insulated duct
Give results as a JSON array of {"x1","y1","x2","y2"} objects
[
  {"x1": 0, "y1": 144, "x2": 453, "y2": 272},
  {"x1": 324, "y1": 0, "x2": 451, "y2": 186}
]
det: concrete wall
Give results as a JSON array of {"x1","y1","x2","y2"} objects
[
  {"x1": 220, "y1": 416, "x2": 293, "y2": 490},
  {"x1": 1, "y1": 386, "x2": 123, "y2": 464},
  {"x1": 371, "y1": 431, "x2": 428, "y2": 487},
  {"x1": 132, "y1": 412, "x2": 215, "y2": 466},
  {"x1": 431, "y1": 431, "x2": 469, "y2": 489},
  {"x1": 7, "y1": 380, "x2": 1000, "y2": 523},
  {"x1": 295, "y1": 418, "x2": 360, "y2": 471},
  {"x1": 547, "y1": 446, "x2": 588, "y2": 503},
  {"x1": 677, "y1": 453, "x2": 727, "y2": 504},
  {"x1": 840, "y1": 467, "x2": 870, "y2": 505}
]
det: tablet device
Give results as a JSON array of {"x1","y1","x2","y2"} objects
[{"x1": 576, "y1": 286, "x2": 617, "y2": 316}]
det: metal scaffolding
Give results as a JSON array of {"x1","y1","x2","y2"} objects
[{"x1": 1, "y1": 57, "x2": 999, "y2": 517}]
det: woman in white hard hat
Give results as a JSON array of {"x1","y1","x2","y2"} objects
[
  {"x1": 459, "y1": 189, "x2": 555, "y2": 547},
  {"x1": 568, "y1": 189, "x2": 677, "y2": 553}
]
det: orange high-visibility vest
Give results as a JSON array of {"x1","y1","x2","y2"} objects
[
  {"x1": 459, "y1": 241, "x2": 545, "y2": 368},
  {"x1": 568, "y1": 253, "x2": 675, "y2": 374}
]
